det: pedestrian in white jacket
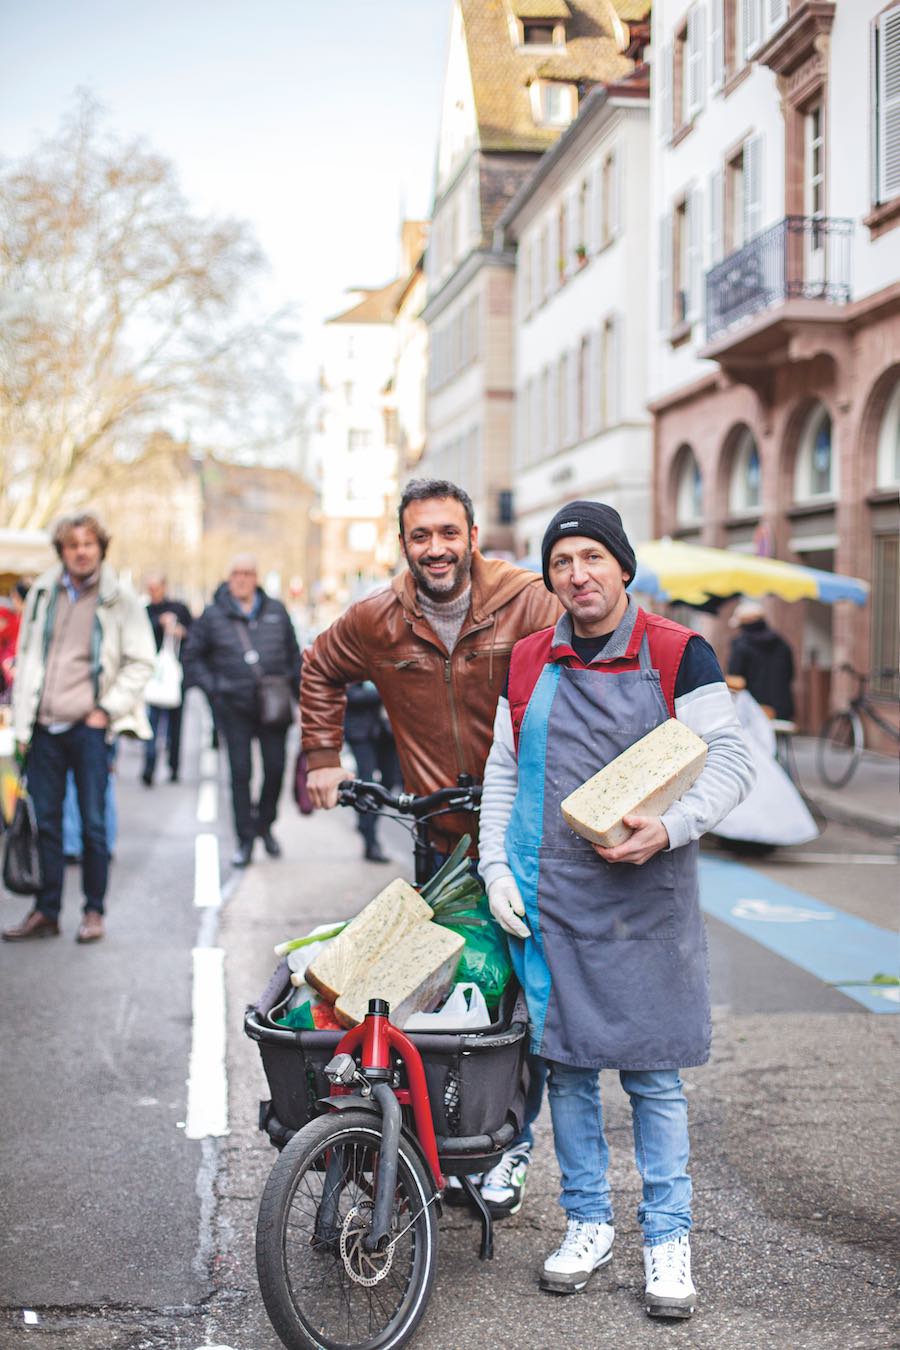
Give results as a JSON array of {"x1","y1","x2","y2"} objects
[{"x1": 4, "y1": 513, "x2": 155, "y2": 945}]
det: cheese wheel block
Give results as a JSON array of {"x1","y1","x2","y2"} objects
[
  {"x1": 306, "y1": 878, "x2": 433, "y2": 1002},
  {"x1": 560, "y1": 719, "x2": 708, "y2": 848},
  {"x1": 334, "y1": 924, "x2": 465, "y2": 1029}
]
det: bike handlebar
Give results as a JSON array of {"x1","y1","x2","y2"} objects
[{"x1": 338, "y1": 778, "x2": 482, "y2": 819}]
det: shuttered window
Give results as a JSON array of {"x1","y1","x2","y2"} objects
[
  {"x1": 658, "y1": 213, "x2": 672, "y2": 333},
  {"x1": 743, "y1": 133, "x2": 763, "y2": 242},
  {"x1": 741, "y1": 0, "x2": 762, "y2": 60},
  {"x1": 686, "y1": 4, "x2": 705, "y2": 119},
  {"x1": 709, "y1": 168, "x2": 724, "y2": 264},
  {"x1": 767, "y1": 0, "x2": 788, "y2": 32},
  {"x1": 875, "y1": 4, "x2": 900, "y2": 204},
  {"x1": 709, "y1": 0, "x2": 725, "y2": 92}
]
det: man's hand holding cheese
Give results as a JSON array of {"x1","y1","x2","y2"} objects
[{"x1": 478, "y1": 500, "x2": 754, "y2": 1317}]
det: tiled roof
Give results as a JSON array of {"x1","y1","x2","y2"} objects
[
  {"x1": 327, "y1": 279, "x2": 406, "y2": 326},
  {"x1": 461, "y1": 0, "x2": 637, "y2": 153},
  {"x1": 511, "y1": 0, "x2": 572, "y2": 17}
]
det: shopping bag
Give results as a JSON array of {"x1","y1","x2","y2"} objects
[
  {"x1": 292, "y1": 750, "x2": 315, "y2": 815},
  {"x1": 144, "y1": 636, "x2": 183, "y2": 710},
  {"x1": 2, "y1": 782, "x2": 43, "y2": 896}
]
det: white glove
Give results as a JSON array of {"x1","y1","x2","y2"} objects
[{"x1": 488, "y1": 875, "x2": 531, "y2": 939}]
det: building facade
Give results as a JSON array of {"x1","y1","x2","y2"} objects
[
  {"x1": 306, "y1": 283, "x2": 404, "y2": 622},
  {"x1": 422, "y1": 0, "x2": 643, "y2": 550},
  {"x1": 498, "y1": 82, "x2": 653, "y2": 558},
  {"x1": 649, "y1": 0, "x2": 900, "y2": 737}
]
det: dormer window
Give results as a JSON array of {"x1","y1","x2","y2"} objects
[
  {"x1": 510, "y1": 3, "x2": 569, "y2": 50},
  {"x1": 530, "y1": 79, "x2": 576, "y2": 127}
]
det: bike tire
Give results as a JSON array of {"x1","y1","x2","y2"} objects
[
  {"x1": 817, "y1": 710, "x2": 863, "y2": 789},
  {"x1": 256, "y1": 1109, "x2": 438, "y2": 1350}
]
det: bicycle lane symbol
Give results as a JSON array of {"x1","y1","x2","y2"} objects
[{"x1": 699, "y1": 857, "x2": 899, "y2": 1013}]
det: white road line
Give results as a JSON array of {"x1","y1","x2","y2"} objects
[
  {"x1": 185, "y1": 947, "x2": 229, "y2": 1139},
  {"x1": 194, "y1": 833, "x2": 221, "y2": 908},
  {"x1": 196, "y1": 780, "x2": 218, "y2": 824},
  {"x1": 199, "y1": 748, "x2": 219, "y2": 780}
]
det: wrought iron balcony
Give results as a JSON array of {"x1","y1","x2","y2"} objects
[{"x1": 705, "y1": 215, "x2": 853, "y2": 342}]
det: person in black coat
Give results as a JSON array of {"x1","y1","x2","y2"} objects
[
  {"x1": 727, "y1": 600, "x2": 795, "y2": 721},
  {"x1": 345, "y1": 681, "x2": 399, "y2": 862},
  {"x1": 183, "y1": 555, "x2": 301, "y2": 867},
  {"x1": 142, "y1": 573, "x2": 193, "y2": 785}
]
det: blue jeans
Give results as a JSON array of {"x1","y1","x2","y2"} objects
[
  {"x1": 144, "y1": 703, "x2": 184, "y2": 780},
  {"x1": 62, "y1": 743, "x2": 118, "y2": 857},
  {"x1": 547, "y1": 1061, "x2": 691, "y2": 1245},
  {"x1": 28, "y1": 723, "x2": 110, "y2": 918}
]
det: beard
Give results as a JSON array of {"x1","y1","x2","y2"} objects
[{"x1": 404, "y1": 538, "x2": 474, "y2": 602}]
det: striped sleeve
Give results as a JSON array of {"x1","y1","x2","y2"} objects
[
  {"x1": 661, "y1": 637, "x2": 756, "y2": 850},
  {"x1": 477, "y1": 696, "x2": 519, "y2": 888}
]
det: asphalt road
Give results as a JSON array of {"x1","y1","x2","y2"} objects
[{"x1": 1, "y1": 699, "x2": 897, "y2": 1350}]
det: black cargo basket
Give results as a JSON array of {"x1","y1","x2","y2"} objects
[{"x1": 244, "y1": 960, "x2": 529, "y2": 1158}]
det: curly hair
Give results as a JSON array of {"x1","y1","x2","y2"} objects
[{"x1": 52, "y1": 512, "x2": 111, "y2": 560}]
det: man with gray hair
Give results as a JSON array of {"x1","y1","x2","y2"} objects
[
  {"x1": 3, "y1": 512, "x2": 155, "y2": 944},
  {"x1": 183, "y1": 555, "x2": 300, "y2": 867}
]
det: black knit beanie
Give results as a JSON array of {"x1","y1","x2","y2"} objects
[{"x1": 541, "y1": 501, "x2": 637, "y2": 591}]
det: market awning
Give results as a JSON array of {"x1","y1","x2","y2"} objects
[{"x1": 632, "y1": 540, "x2": 869, "y2": 607}]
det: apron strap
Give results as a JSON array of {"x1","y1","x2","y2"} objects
[{"x1": 638, "y1": 632, "x2": 653, "y2": 672}]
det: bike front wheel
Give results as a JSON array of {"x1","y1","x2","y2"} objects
[
  {"x1": 256, "y1": 1109, "x2": 439, "y2": 1350},
  {"x1": 817, "y1": 710, "x2": 863, "y2": 788}
]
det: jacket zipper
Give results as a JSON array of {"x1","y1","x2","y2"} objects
[{"x1": 444, "y1": 657, "x2": 467, "y2": 776}]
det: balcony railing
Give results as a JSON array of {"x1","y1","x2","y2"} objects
[{"x1": 705, "y1": 215, "x2": 853, "y2": 342}]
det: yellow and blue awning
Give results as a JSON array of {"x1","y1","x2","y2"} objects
[{"x1": 632, "y1": 540, "x2": 869, "y2": 608}]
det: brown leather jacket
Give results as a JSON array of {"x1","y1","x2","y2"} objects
[{"x1": 301, "y1": 553, "x2": 561, "y2": 851}]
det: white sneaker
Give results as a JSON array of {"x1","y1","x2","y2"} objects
[
  {"x1": 480, "y1": 1143, "x2": 530, "y2": 1217},
  {"x1": 643, "y1": 1234, "x2": 697, "y2": 1318},
  {"x1": 540, "y1": 1219, "x2": 615, "y2": 1293}
]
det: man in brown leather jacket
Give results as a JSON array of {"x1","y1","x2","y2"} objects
[
  {"x1": 302, "y1": 478, "x2": 559, "y2": 1219},
  {"x1": 303, "y1": 478, "x2": 559, "y2": 854}
]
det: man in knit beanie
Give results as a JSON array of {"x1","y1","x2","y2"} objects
[{"x1": 479, "y1": 498, "x2": 754, "y2": 1317}]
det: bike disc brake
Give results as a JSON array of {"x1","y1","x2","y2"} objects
[{"x1": 339, "y1": 1202, "x2": 395, "y2": 1287}]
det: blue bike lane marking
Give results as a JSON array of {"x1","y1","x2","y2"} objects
[{"x1": 699, "y1": 856, "x2": 899, "y2": 1014}]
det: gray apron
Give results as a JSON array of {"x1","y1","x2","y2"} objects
[{"x1": 505, "y1": 634, "x2": 711, "y2": 1069}]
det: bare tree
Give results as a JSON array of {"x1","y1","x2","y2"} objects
[{"x1": 0, "y1": 93, "x2": 298, "y2": 529}]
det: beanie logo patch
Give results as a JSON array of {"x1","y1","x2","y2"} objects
[{"x1": 557, "y1": 520, "x2": 580, "y2": 529}]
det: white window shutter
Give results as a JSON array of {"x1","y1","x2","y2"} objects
[
  {"x1": 658, "y1": 213, "x2": 672, "y2": 333},
  {"x1": 567, "y1": 348, "x2": 578, "y2": 442},
  {"x1": 660, "y1": 42, "x2": 673, "y2": 143},
  {"x1": 687, "y1": 5, "x2": 705, "y2": 118},
  {"x1": 607, "y1": 316, "x2": 621, "y2": 425},
  {"x1": 687, "y1": 188, "x2": 703, "y2": 321},
  {"x1": 878, "y1": 6, "x2": 900, "y2": 202},
  {"x1": 709, "y1": 0, "x2": 725, "y2": 91},
  {"x1": 548, "y1": 362, "x2": 558, "y2": 452},
  {"x1": 612, "y1": 150, "x2": 623, "y2": 235},
  {"x1": 742, "y1": 0, "x2": 762, "y2": 60},
  {"x1": 566, "y1": 191, "x2": 579, "y2": 269},
  {"x1": 743, "y1": 133, "x2": 763, "y2": 240},
  {"x1": 709, "y1": 168, "x2": 724, "y2": 264},
  {"x1": 548, "y1": 211, "x2": 559, "y2": 293},
  {"x1": 767, "y1": 0, "x2": 789, "y2": 35},
  {"x1": 590, "y1": 161, "x2": 603, "y2": 250}
]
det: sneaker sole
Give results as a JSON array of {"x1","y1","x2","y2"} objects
[
  {"x1": 540, "y1": 1250, "x2": 613, "y2": 1294},
  {"x1": 645, "y1": 1295, "x2": 696, "y2": 1319},
  {"x1": 482, "y1": 1196, "x2": 524, "y2": 1218}
]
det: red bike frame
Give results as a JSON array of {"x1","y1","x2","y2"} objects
[{"x1": 329, "y1": 1009, "x2": 445, "y2": 1190}]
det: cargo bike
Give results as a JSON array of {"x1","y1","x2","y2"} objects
[{"x1": 245, "y1": 777, "x2": 529, "y2": 1350}]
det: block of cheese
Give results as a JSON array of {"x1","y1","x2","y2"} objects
[
  {"x1": 305, "y1": 878, "x2": 433, "y2": 1002},
  {"x1": 560, "y1": 719, "x2": 708, "y2": 848},
  {"x1": 334, "y1": 923, "x2": 465, "y2": 1029}
]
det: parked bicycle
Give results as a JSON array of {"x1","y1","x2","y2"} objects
[
  {"x1": 245, "y1": 776, "x2": 529, "y2": 1350},
  {"x1": 817, "y1": 665, "x2": 900, "y2": 788}
]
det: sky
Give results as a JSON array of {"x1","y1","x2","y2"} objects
[{"x1": 3, "y1": 0, "x2": 451, "y2": 384}]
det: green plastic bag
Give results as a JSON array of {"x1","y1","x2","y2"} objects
[{"x1": 443, "y1": 896, "x2": 512, "y2": 1010}]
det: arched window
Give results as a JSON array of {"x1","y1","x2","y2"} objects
[
  {"x1": 876, "y1": 380, "x2": 900, "y2": 487},
  {"x1": 794, "y1": 404, "x2": 835, "y2": 501},
  {"x1": 728, "y1": 427, "x2": 761, "y2": 513},
  {"x1": 675, "y1": 446, "x2": 703, "y2": 525}
]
